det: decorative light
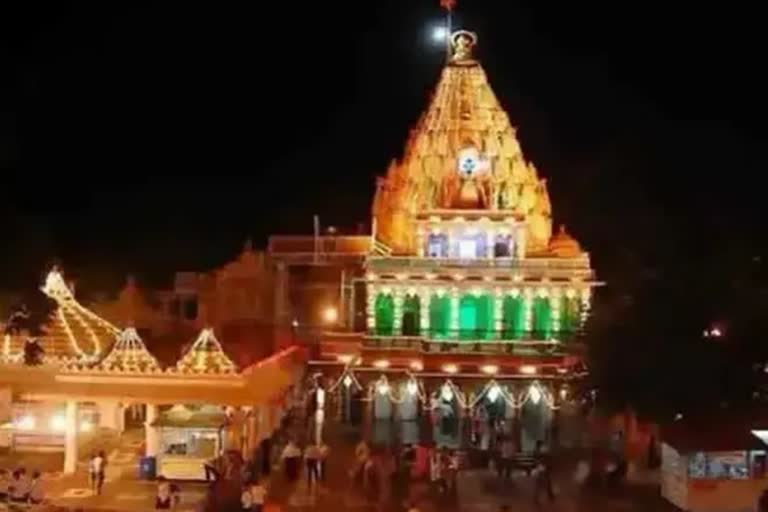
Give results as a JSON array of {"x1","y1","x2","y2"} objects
[
  {"x1": 556, "y1": 367, "x2": 569, "y2": 374},
  {"x1": 520, "y1": 365, "x2": 538, "y2": 375},
  {"x1": 292, "y1": 319, "x2": 299, "y2": 328},
  {"x1": 536, "y1": 288, "x2": 548, "y2": 298},
  {"x1": 396, "y1": 273, "x2": 408, "y2": 281},
  {"x1": 454, "y1": 217, "x2": 465, "y2": 223},
  {"x1": 442, "y1": 363, "x2": 458, "y2": 374},
  {"x1": 440, "y1": 383, "x2": 454, "y2": 402},
  {"x1": 480, "y1": 364, "x2": 498, "y2": 375},
  {"x1": 373, "y1": 359, "x2": 390, "y2": 369},
  {"x1": 436, "y1": 288, "x2": 446, "y2": 297},
  {"x1": 453, "y1": 274, "x2": 464, "y2": 281},
  {"x1": 322, "y1": 306, "x2": 339, "y2": 324},
  {"x1": 337, "y1": 354, "x2": 354, "y2": 364},
  {"x1": 407, "y1": 287, "x2": 417, "y2": 296},
  {"x1": 409, "y1": 360, "x2": 424, "y2": 372},
  {"x1": 483, "y1": 276, "x2": 493, "y2": 282},
  {"x1": 80, "y1": 420, "x2": 93, "y2": 432},
  {"x1": 487, "y1": 384, "x2": 501, "y2": 403},
  {"x1": 559, "y1": 388, "x2": 568, "y2": 401},
  {"x1": 425, "y1": 273, "x2": 437, "y2": 280},
  {"x1": 343, "y1": 375, "x2": 353, "y2": 388},
  {"x1": 366, "y1": 272, "x2": 377, "y2": 281},
  {"x1": 49, "y1": 414, "x2": 66, "y2": 432},
  {"x1": 512, "y1": 274, "x2": 523, "y2": 282},
  {"x1": 16, "y1": 415, "x2": 36, "y2": 431},
  {"x1": 406, "y1": 380, "x2": 419, "y2": 396},
  {"x1": 377, "y1": 381, "x2": 391, "y2": 396},
  {"x1": 472, "y1": 288, "x2": 483, "y2": 297},
  {"x1": 565, "y1": 288, "x2": 576, "y2": 299},
  {"x1": 528, "y1": 384, "x2": 542, "y2": 405}
]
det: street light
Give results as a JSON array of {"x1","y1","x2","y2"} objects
[{"x1": 322, "y1": 306, "x2": 338, "y2": 325}]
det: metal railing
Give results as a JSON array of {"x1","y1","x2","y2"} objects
[{"x1": 367, "y1": 255, "x2": 593, "y2": 273}]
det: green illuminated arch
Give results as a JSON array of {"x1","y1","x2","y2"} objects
[
  {"x1": 502, "y1": 295, "x2": 525, "y2": 340},
  {"x1": 532, "y1": 297, "x2": 552, "y2": 340},
  {"x1": 375, "y1": 293, "x2": 395, "y2": 336}
]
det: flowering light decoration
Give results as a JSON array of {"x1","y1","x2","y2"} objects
[
  {"x1": 175, "y1": 328, "x2": 237, "y2": 375},
  {"x1": 40, "y1": 269, "x2": 120, "y2": 362},
  {"x1": 96, "y1": 328, "x2": 161, "y2": 374}
]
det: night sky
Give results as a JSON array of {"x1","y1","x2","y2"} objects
[{"x1": 1, "y1": 2, "x2": 766, "y2": 299}]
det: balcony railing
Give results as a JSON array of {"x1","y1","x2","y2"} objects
[
  {"x1": 367, "y1": 256, "x2": 593, "y2": 274},
  {"x1": 362, "y1": 329, "x2": 581, "y2": 356}
]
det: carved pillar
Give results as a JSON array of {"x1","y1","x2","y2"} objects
[
  {"x1": 486, "y1": 227, "x2": 495, "y2": 259},
  {"x1": 516, "y1": 227, "x2": 527, "y2": 259},
  {"x1": 145, "y1": 404, "x2": 160, "y2": 457},
  {"x1": 550, "y1": 287, "x2": 561, "y2": 336},
  {"x1": 420, "y1": 288, "x2": 431, "y2": 336},
  {"x1": 523, "y1": 288, "x2": 533, "y2": 334},
  {"x1": 579, "y1": 288, "x2": 592, "y2": 327},
  {"x1": 416, "y1": 227, "x2": 425, "y2": 258},
  {"x1": 450, "y1": 287, "x2": 460, "y2": 335},
  {"x1": 366, "y1": 284, "x2": 376, "y2": 333},
  {"x1": 493, "y1": 288, "x2": 503, "y2": 336},
  {"x1": 393, "y1": 287, "x2": 404, "y2": 334}
]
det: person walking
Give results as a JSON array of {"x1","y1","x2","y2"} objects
[
  {"x1": 304, "y1": 443, "x2": 321, "y2": 490},
  {"x1": 281, "y1": 440, "x2": 302, "y2": 482},
  {"x1": 94, "y1": 450, "x2": 107, "y2": 495}
]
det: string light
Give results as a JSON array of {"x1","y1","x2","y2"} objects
[
  {"x1": 409, "y1": 360, "x2": 424, "y2": 372},
  {"x1": 520, "y1": 365, "x2": 538, "y2": 375},
  {"x1": 442, "y1": 363, "x2": 458, "y2": 374},
  {"x1": 480, "y1": 364, "x2": 498, "y2": 375}
]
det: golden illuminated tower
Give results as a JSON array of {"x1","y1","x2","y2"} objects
[{"x1": 366, "y1": 31, "x2": 597, "y2": 346}]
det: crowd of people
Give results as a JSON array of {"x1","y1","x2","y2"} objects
[{"x1": 0, "y1": 466, "x2": 45, "y2": 505}]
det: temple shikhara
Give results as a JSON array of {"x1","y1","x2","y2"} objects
[{"x1": 307, "y1": 30, "x2": 599, "y2": 450}]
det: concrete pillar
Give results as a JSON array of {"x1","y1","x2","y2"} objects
[
  {"x1": 516, "y1": 227, "x2": 527, "y2": 259},
  {"x1": 493, "y1": 289, "x2": 503, "y2": 337},
  {"x1": 98, "y1": 400, "x2": 120, "y2": 431},
  {"x1": 419, "y1": 288, "x2": 430, "y2": 336},
  {"x1": 366, "y1": 284, "x2": 376, "y2": 333},
  {"x1": 449, "y1": 287, "x2": 460, "y2": 334},
  {"x1": 145, "y1": 404, "x2": 160, "y2": 457},
  {"x1": 63, "y1": 400, "x2": 78, "y2": 474},
  {"x1": 393, "y1": 288, "x2": 404, "y2": 334}
]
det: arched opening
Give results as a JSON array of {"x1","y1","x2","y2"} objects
[
  {"x1": 502, "y1": 295, "x2": 525, "y2": 340},
  {"x1": 401, "y1": 294, "x2": 421, "y2": 336},
  {"x1": 518, "y1": 384, "x2": 552, "y2": 453},
  {"x1": 493, "y1": 233, "x2": 513, "y2": 258},
  {"x1": 428, "y1": 295, "x2": 450, "y2": 339},
  {"x1": 459, "y1": 294, "x2": 494, "y2": 340},
  {"x1": 560, "y1": 296, "x2": 580, "y2": 336},
  {"x1": 532, "y1": 297, "x2": 552, "y2": 340},
  {"x1": 426, "y1": 233, "x2": 448, "y2": 258},
  {"x1": 374, "y1": 293, "x2": 395, "y2": 336},
  {"x1": 432, "y1": 382, "x2": 462, "y2": 449}
]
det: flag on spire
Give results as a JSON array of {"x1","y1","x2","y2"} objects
[{"x1": 440, "y1": 0, "x2": 456, "y2": 11}]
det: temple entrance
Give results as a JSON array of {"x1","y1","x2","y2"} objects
[
  {"x1": 401, "y1": 294, "x2": 421, "y2": 336},
  {"x1": 432, "y1": 383, "x2": 462, "y2": 448},
  {"x1": 518, "y1": 388, "x2": 552, "y2": 453}
]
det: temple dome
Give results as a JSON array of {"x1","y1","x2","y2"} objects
[
  {"x1": 548, "y1": 225, "x2": 582, "y2": 258},
  {"x1": 373, "y1": 31, "x2": 552, "y2": 254}
]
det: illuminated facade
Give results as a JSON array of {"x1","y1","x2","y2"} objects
[{"x1": 309, "y1": 31, "x2": 599, "y2": 451}]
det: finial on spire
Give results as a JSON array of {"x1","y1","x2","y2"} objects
[{"x1": 450, "y1": 30, "x2": 477, "y2": 63}]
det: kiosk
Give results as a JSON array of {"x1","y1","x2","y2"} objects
[{"x1": 154, "y1": 404, "x2": 227, "y2": 480}]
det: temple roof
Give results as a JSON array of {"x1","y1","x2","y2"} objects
[
  {"x1": 174, "y1": 328, "x2": 237, "y2": 375},
  {"x1": 94, "y1": 327, "x2": 162, "y2": 373},
  {"x1": 373, "y1": 31, "x2": 553, "y2": 255},
  {"x1": 39, "y1": 269, "x2": 120, "y2": 362}
]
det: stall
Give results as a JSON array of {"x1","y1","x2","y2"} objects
[
  {"x1": 661, "y1": 418, "x2": 768, "y2": 512},
  {"x1": 154, "y1": 404, "x2": 227, "y2": 480}
]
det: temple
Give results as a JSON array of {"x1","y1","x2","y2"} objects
[{"x1": 305, "y1": 30, "x2": 599, "y2": 450}]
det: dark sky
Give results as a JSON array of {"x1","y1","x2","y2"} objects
[{"x1": 1, "y1": 1, "x2": 766, "y2": 295}]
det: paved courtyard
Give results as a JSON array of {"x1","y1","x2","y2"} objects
[{"x1": 0, "y1": 418, "x2": 680, "y2": 512}]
